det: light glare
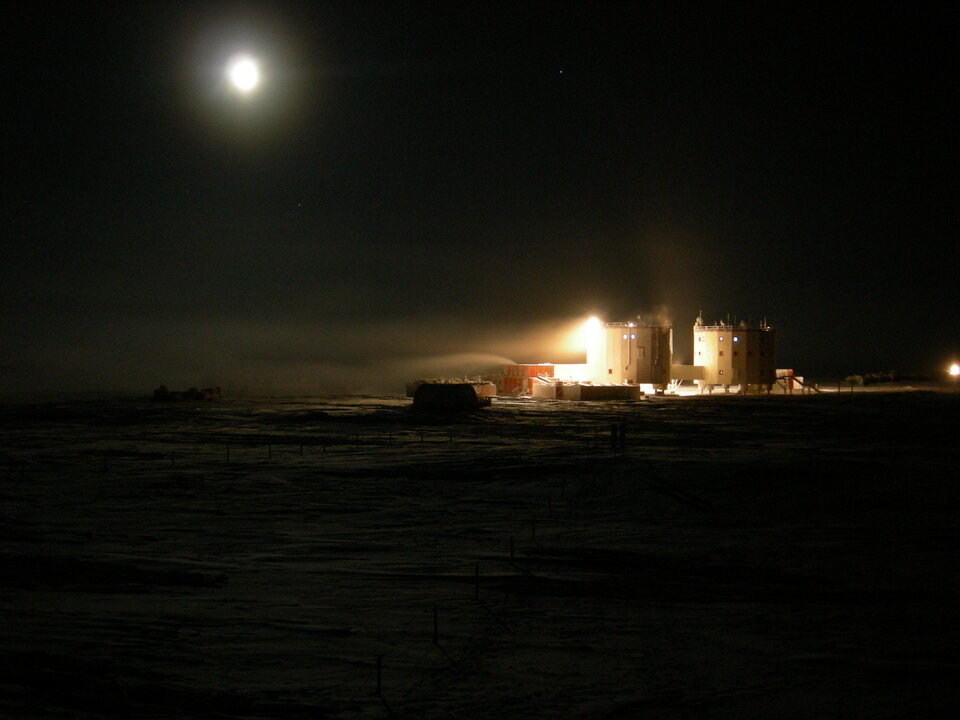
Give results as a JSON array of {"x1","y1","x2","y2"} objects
[
  {"x1": 950, "y1": 363, "x2": 960, "y2": 377},
  {"x1": 561, "y1": 316, "x2": 603, "y2": 355},
  {"x1": 228, "y1": 56, "x2": 260, "y2": 93}
]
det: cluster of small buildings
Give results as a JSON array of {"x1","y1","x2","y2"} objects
[{"x1": 500, "y1": 313, "x2": 781, "y2": 398}]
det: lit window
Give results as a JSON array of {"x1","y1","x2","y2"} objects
[
  {"x1": 622, "y1": 334, "x2": 628, "y2": 340},
  {"x1": 733, "y1": 336, "x2": 739, "y2": 343},
  {"x1": 719, "y1": 369, "x2": 724, "y2": 375},
  {"x1": 631, "y1": 334, "x2": 636, "y2": 339},
  {"x1": 719, "y1": 336, "x2": 724, "y2": 342}
]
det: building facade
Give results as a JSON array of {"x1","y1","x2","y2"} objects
[
  {"x1": 498, "y1": 312, "x2": 776, "y2": 397},
  {"x1": 587, "y1": 320, "x2": 672, "y2": 388},
  {"x1": 692, "y1": 316, "x2": 776, "y2": 392}
]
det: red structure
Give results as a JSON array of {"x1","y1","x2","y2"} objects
[{"x1": 500, "y1": 364, "x2": 554, "y2": 396}]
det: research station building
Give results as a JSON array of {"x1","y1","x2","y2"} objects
[
  {"x1": 500, "y1": 311, "x2": 778, "y2": 396},
  {"x1": 587, "y1": 319, "x2": 672, "y2": 387},
  {"x1": 691, "y1": 315, "x2": 777, "y2": 393}
]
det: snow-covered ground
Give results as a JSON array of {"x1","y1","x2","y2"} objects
[{"x1": 1, "y1": 391, "x2": 958, "y2": 718}]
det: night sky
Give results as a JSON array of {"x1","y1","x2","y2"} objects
[{"x1": 4, "y1": 2, "x2": 957, "y2": 395}]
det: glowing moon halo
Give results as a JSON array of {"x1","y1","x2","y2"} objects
[{"x1": 227, "y1": 55, "x2": 260, "y2": 93}]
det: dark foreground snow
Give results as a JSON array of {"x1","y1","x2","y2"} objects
[{"x1": 1, "y1": 391, "x2": 958, "y2": 718}]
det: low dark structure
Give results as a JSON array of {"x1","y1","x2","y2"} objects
[
  {"x1": 153, "y1": 385, "x2": 221, "y2": 401},
  {"x1": 412, "y1": 382, "x2": 493, "y2": 411}
]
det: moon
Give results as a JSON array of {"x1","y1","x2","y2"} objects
[{"x1": 227, "y1": 55, "x2": 260, "y2": 93}]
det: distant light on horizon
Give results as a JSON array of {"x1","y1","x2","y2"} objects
[{"x1": 949, "y1": 363, "x2": 960, "y2": 377}]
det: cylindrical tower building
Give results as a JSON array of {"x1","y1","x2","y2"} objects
[
  {"x1": 692, "y1": 315, "x2": 776, "y2": 392},
  {"x1": 590, "y1": 318, "x2": 672, "y2": 389}
]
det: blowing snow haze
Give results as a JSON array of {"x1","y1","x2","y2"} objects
[{"x1": 3, "y1": 3, "x2": 957, "y2": 395}]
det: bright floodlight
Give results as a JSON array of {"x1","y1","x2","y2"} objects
[
  {"x1": 584, "y1": 316, "x2": 604, "y2": 371},
  {"x1": 950, "y1": 363, "x2": 960, "y2": 377},
  {"x1": 227, "y1": 55, "x2": 260, "y2": 93},
  {"x1": 579, "y1": 316, "x2": 602, "y2": 347}
]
